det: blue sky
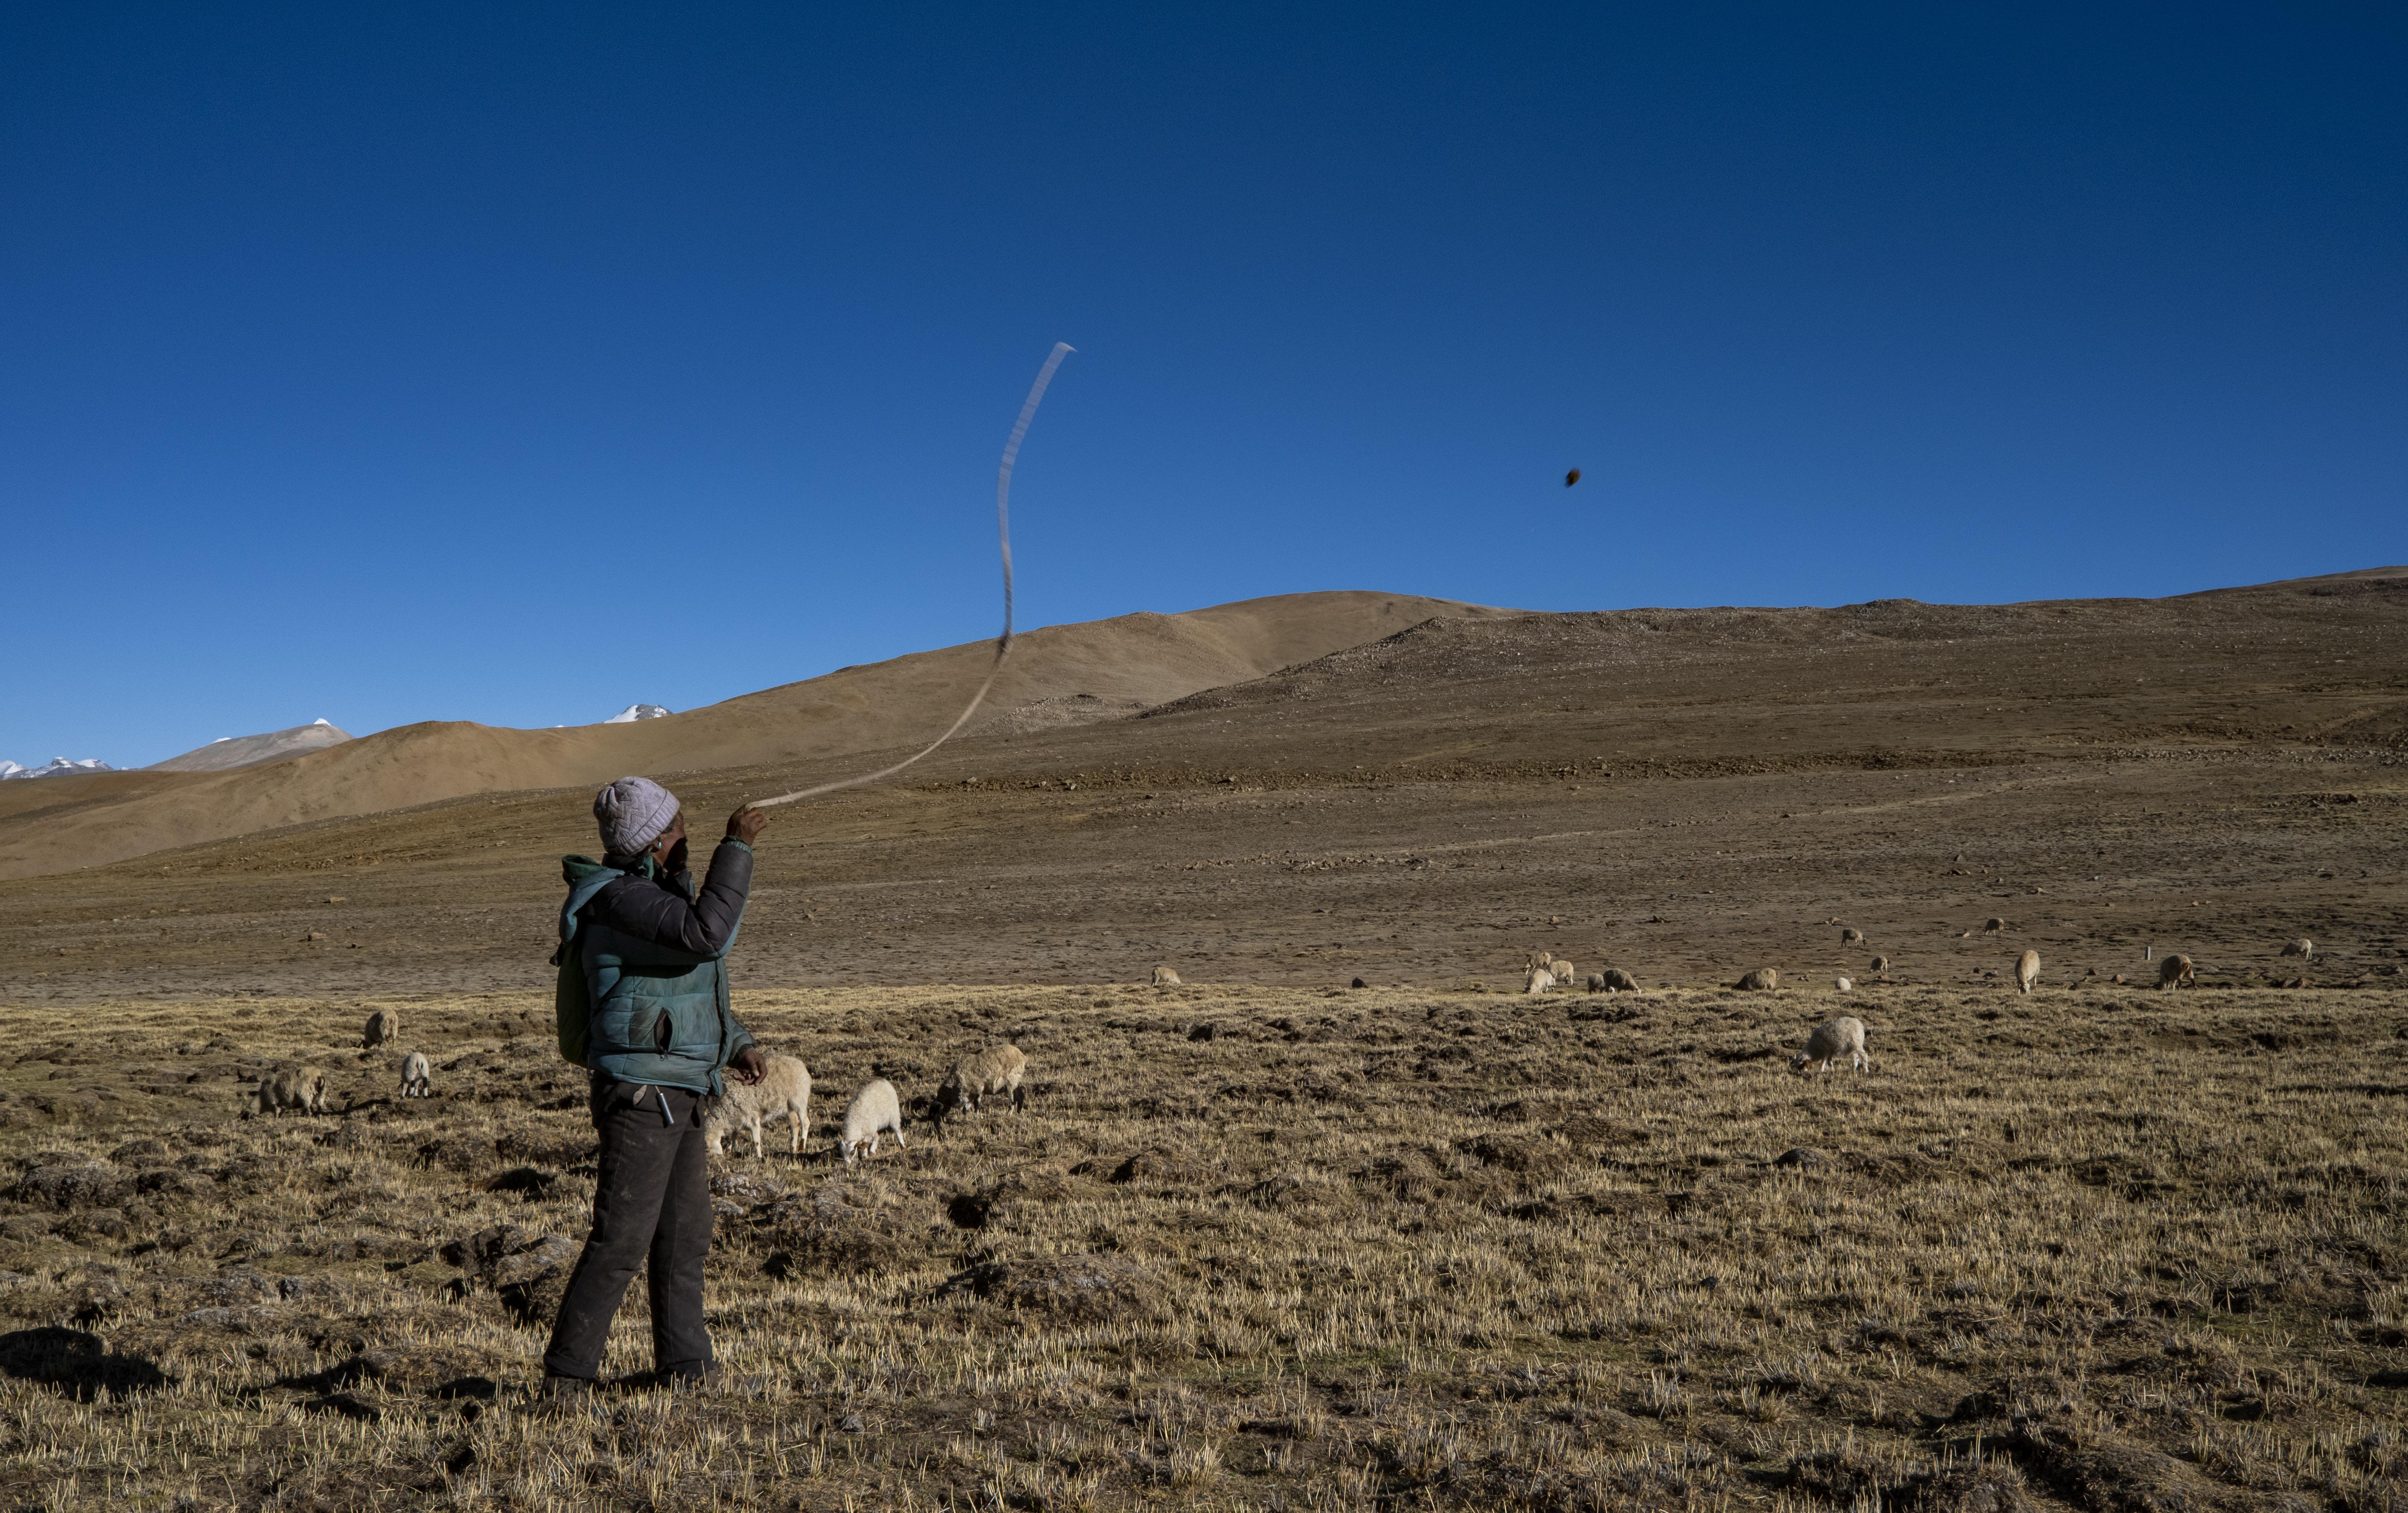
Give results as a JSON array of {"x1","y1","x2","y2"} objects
[{"x1": 5, "y1": 4, "x2": 2403, "y2": 767}]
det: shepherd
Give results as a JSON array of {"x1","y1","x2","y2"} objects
[{"x1": 541, "y1": 776, "x2": 771, "y2": 1397}]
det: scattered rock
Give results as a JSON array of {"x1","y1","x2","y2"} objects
[
  {"x1": 16, "y1": 1163, "x2": 128, "y2": 1210},
  {"x1": 959, "y1": 1253, "x2": 1160, "y2": 1322}
]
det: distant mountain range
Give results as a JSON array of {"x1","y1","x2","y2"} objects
[
  {"x1": 14, "y1": 704, "x2": 672, "y2": 780},
  {"x1": 0, "y1": 757, "x2": 114, "y2": 780}
]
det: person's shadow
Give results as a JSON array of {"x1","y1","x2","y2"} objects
[{"x1": 0, "y1": 1327, "x2": 172, "y2": 1400}]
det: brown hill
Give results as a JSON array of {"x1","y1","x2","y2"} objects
[
  {"x1": 2, "y1": 568, "x2": 2403, "y2": 1006},
  {"x1": 0, "y1": 591, "x2": 1507, "y2": 880}
]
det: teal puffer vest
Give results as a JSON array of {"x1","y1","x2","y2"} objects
[{"x1": 557, "y1": 855, "x2": 748, "y2": 1095}]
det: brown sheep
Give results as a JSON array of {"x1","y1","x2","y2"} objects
[
  {"x1": 938, "y1": 1045, "x2": 1029, "y2": 1124},
  {"x1": 1734, "y1": 968, "x2": 1780, "y2": 992},
  {"x1": 256, "y1": 1066, "x2": 328, "y2": 1116},
  {"x1": 2280, "y1": 938, "x2": 2315, "y2": 960},
  {"x1": 1150, "y1": 965, "x2": 1182, "y2": 987},
  {"x1": 1840, "y1": 927, "x2": 1864, "y2": 945},
  {"x1": 2015, "y1": 949, "x2": 2040, "y2": 995},
  {"x1": 1982, "y1": 918, "x2": 2008, "y2": 934},
  {"x1": 362, "y1": 1009, "x2": 399, "y2": 1050},
  {"x1": 2158, "y1": 954, "x2": 2194, "y2": 990}
]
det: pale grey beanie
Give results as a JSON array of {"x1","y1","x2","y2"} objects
[{"x1": 595, "y1": 776, "x2": 680, "y2": 858}]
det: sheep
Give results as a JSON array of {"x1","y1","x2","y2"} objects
[
  {"x1": 937, "y1": 1045, "x2": 1028, "y2": 1124},
  {"x1": 1151, "y1": 966, "x2": 1182, "y2": 986},
  {"x1": 399, "y1": 1051, "x2": 432, "y2": 1100},
  {"x1": 1982, "y1": 918, "x2": 2008, "y2": 934},
  {"x1": 2158, "y1": 954, "x2": 2194, "y2": 990},
  {"x1": 2280, "y1": 938, "x2": 2315, "y2": 960},
  {"x1": 1526, "y1": 951, "x2": 1556, "y2": 971},
  {"x1": 2016, "y1": 949, "x2": 2041, "y2": 995},
  {"x1": 1834, "y1": 976, "x2": 1854, "y2": 992},
  {"x1": 1595, "y1": 967, "x2": 1640, "y2": 993},
  {"x1": 256, "y1": 1065, "x2": 328, "y2": 1116},
  {"x1": 1791, "y1": 1016, "x2": 1870, "y2": 1074},
  {"x1": 1869, "y1": 955, "x2": 1890, "y2": 975},
  {"x1": 1840, "y1": 927, "x2": 1864, "y2": 945},
  {"x1": 1547, "y1": 958, "x2": 1578, "y2": 985},
  {"x1": 1734, "y1": 968, "x2": 1780, "y2": 991},
  {"x1": 840, "y1": 1080, "x2": 906, "y2": 1167},
  {"x1": 704, "y1": 1053, "x2": 811, "y2": 1158},
  {"x1": 1523, "y1": 968, "x2": 1556, "y2": 995},
  {"x1": 362, "y1": 1009, "x2": 399, "y2": 1050}
]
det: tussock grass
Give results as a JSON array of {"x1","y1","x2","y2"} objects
[{"x1": 0, "y1": 982, "x2": 2401, "y2": 1509}]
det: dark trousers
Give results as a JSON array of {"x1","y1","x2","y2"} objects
[{"x1": 542, "y1": 1076, "x2": 715, "y2": 1380}]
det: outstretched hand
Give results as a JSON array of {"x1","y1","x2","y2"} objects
[
  {"x1": 729, "y1": 1045, "x2": 766, "y2": 1086},
  {"x1": 726, "y1": 804, "x2": 769, "y2": 845}
]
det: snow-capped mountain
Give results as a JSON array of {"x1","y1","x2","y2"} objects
[
  {"x1": 605, "y1": 704, "x2": 672, "y2": 723},
  {"x1": 0, "y1": 756, "x2": 116, "y2": 780},
  {"x1": 149, "y1": 719, "x2": 352, "y2": 773}
]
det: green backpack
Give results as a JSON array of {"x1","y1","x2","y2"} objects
[{"x1": 554, "y1": 856, "x2": 624, "y2": 1066}]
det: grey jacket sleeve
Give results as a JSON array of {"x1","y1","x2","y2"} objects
[{"x1": 586, "y1": 840, "x2": 754, "y2": 958}]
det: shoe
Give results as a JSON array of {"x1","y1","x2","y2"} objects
[
  {"x1": 530, "y1": 1372, "x2": 599, "y2": 1410},
  {"x1": 653, "y1": 1363, "x2": 767, "y2": 1395}
]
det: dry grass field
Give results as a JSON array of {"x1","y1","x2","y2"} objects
[{"x1": 0, "y1": 979, "x2": 2401, "y2": 1511}]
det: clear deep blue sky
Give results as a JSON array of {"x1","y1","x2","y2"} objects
[{"x1": 5, "y1": 5, "x2": 2403, "y2": 767}]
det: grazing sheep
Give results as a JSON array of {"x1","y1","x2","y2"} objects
[
  {"x1": 840, "y1": 1080, "x2": 906, "y2": 1167},
  {"x1": 1547, "y1": 958, "x2": 1577, "y2": 985},
  {"x1": 2281, "y1": 938, "x2": 2315, "y2": 960},
  {"x1": 1834, "y1": 976, "x2": 1854, "y2": 992},
  {"x1": 1840, "y1": 927, "x2": 1864, "y2": 945},
  {"x1": 704, "y1": 1053, "x2": 811, "y2": 1158},
  {"x1": 1791, "y1": 1016, "x2": 1870, "y2": 1074},
  {"x1": 1151, "y1": 965, "x2": 1182, "y2": 986},
  {"x1": 1523, "y1": 968, "x2": 1556, "y2": 996},
  {"x1": 2016, "y1": 949, "x2": 2041, "y2": 995},
  {"x1": 1869, "y1": 955, "x2": 1890, "y2": 975},
  {"x1": 399, "y1": 1051, "x2": 432, "y2": 1100},
  {"x1": 1527, "y1": 951, "x2": 1556, "y2": 971},
  {"x1": 1734, "y1": 968, "x2": 1780, "y2": 991},
  {"x1": 938, "y1": 1045, "x2": 1028, "y2": 1122},
  {"x1": 1596, "y1": 967, "x2": 1640, "y2": 993},
  {"x1": 256, "y1": 1065, "x2": 328, "y2": 1116},
  {"x1": 362, "y1": 1009, "x2": 399, "y2": 1050},
  {"x1": 2158, "y1": 953, "x2": 2194, "y2": 990},
  {"x1": 1982, "y1": 918, "x2": 2008, "y2": 934}
]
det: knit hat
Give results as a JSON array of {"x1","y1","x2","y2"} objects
[{"x1": 594, "y1": 776, "x2": 680, "y2": 858}]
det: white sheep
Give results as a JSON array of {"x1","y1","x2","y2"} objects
[
  {"x1": 2158, "y1": 953, "x2": 2194, "y2": 990},
  {"x1": 2015, "y1": 949, "x2": 2040, "y2": 995},
  {"x1": 1151, "y1": 965, "x2": 1182, "y2": 986},
  {"x1": 399, "y1": 1051, "x2": 431, "y2": 1100},
  {"x1": 1546, "y1": 958, "x2": 1577, "y2": 985},
  {"x1": 1523, "y1": 967, "x2": 1556, "y2": 996},
  {"x1": 705, "y1": 1053, "x2": 811, "y2": 1158},
  {"x1": 1834, "y1": 976, "x2": 1854, "y2": 992},
  {"x1": 362, "y1": 1009, "x2": 399, "y2": 1050},
  {"x1": 840, "y1": 1079, "x2": 906, "y2": 1167},
  {"x1": 1791, "y1": 1017, "x2": 1870, "y2": 1074},
  {"x1": 1526, "y1": 950, "x2": 1555, "y2": 971},
  {"x1": 937, "y1": 1045, "x2": 1027, "y2": 1123},
  {"x1": 257, "y1": 1065, "x2": 328, "y2": 1116}
]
